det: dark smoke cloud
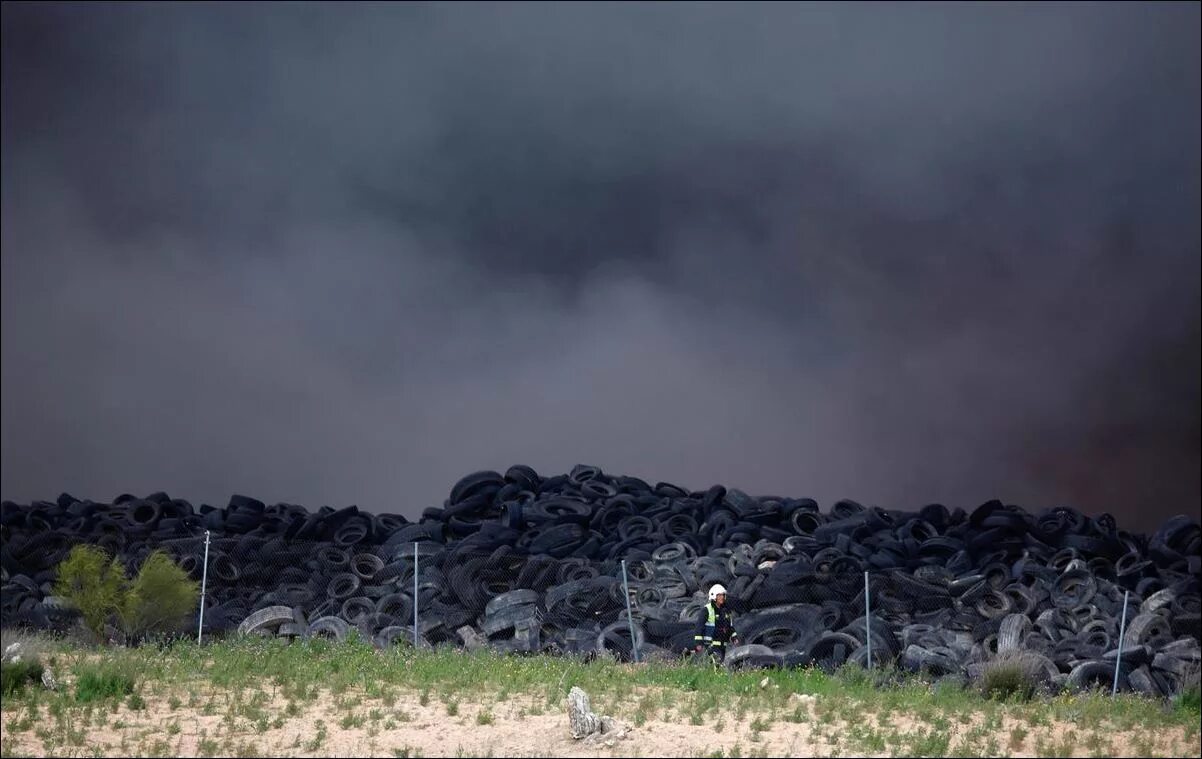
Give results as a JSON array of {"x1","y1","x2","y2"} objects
[{"x1": 2, "y1": 2, "x2": 1198, "y2": 530}]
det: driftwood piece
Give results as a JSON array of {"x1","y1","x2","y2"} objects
[
  {"x1": 567, "y1": 686, "x2": 629, "y2": 744},
  {"x1": 567, "y1": 686, "x2": 604, "y2": 738}
]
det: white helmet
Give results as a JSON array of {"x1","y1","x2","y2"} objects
[{"x1": 708, "y1": 584, "x2": 728, "y2": 601}]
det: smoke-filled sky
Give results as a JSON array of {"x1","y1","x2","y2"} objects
[{"x1": 2, "y1": 2, "x2": 1198, "y2": 531}]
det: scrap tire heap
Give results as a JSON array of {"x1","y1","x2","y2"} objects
[{"x1": 2, "y1": 464, "x2": 1198, "y2": 698}]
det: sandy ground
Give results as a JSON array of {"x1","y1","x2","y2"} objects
[{"x1": 2, "y1": 680, "x2": 1200, "y2": 757}]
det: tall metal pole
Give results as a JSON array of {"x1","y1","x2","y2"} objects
[
  {"x1": 413, "y1": 542, "x2": 419, "y2": 649},
  {"x1": 864, "y1": 571, "x2": 872, "y2": 671},
  {"x1": 1113, "y1": 590, "x2": 1130, "y2": 696},
  {"x1": 197, "y1": 530, "x2": 211, "y2": 644},
  {"x1": 621, "y1": 560, "x2": 639, "y2": 663}
]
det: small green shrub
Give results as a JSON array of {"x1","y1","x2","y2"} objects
[
  {"x1": 979, "y1": 658, "x2": 1038, "y2": 702},
  {"x1": 1175, "y1": 664, "x2": 1200, "y2": 713},
  {"x1": 54, "y1": 545, "x2": 199, "y2": 644},
  {"x1": 75, "y1": 663, "x2": 137, "y2": 703},
  {"x1": 1178, "y1": 685, "x2": 1201, "y2": 713},
  {"x1": 120, "y1": 550, "x2": 199, "y2": 640},
  {"x1": 1, "y1": 658, "x2": 44, "y2": 698},
  {"x1": 53, "y1": 545, "x2": 127, "y2": 638},
  {"x1": 833, "y1": 662, "x2": 872, "y2": 689}
]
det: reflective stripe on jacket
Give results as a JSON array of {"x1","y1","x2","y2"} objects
[{"x1": 693, "y1": 601, "x2": 737, "y2": 648}]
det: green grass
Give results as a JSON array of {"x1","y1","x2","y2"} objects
[
  {"x1": 339, "y1": 711, "x2": 365, "y2": 730},
  {"x1": 979, "y1": 659, "x2": 1038, "y2": 702},
  {"x1": 73, "y1": 662, "x2": 137, "y2": 703},
  {"x1": 1, "y1": 631, "x2": 1199, "y2": 758},
  {"x1": 304, "y1": 719, "x2": 328, "y2": 752},
  {"x1": 1, "y1": 659, "x2": 44, "y2": 698},
  {"x1": 1175, "y1": 666, "x2": 1201, "y2": 715}
]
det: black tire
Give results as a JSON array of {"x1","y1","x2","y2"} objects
[
  {"x1": 340, "y1": 597, "x2": 375, "y2": 626},
  {"x1": 596, "y1": 620, "x2": 645, "y2": 662},
  {"x1": 900, "y1": 644, "x2": 961, "y2": 677},
  {"x1": 725, "y1": 644, "x2": 783, "y2": 671},
  {"x1": 1123, "y1": 613, "x2": 1174, "y2": 648},
  {"x1": 997, "y1": 614, "x2": 1032, "y2": 653},
  {"x1": 307, "y1": 616, "x2": 350, "y2": 641},
  {"x1": 351, "y1": 553, "x2": 384, "y2": 581},
  {"x1": 1068, "y1": 660, "x2": 1122, "y2": 692},
  {"x1": 1052, "y1": 569, "x2": 1097, "y2": 609},
  {"x1": 333, "y1": 518, "x2": 371, "y2": 547},
  {"x1": 806, "y1": 632, "x2": 862, "y2": 672},
  {"x1": 238, "y1": 606, "x2": 296, "y2": 636},
  {"x1": 327, "y1": 573, "x2": 362, "y2": 600}
]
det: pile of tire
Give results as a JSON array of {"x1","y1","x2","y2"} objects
[{"x1": 1, "y1": 464, "x2": 1198, "y2": 698}]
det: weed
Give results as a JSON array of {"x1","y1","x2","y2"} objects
[
  {"x1": 907, "y1": 727, "x2": 951, "y2": 757},
  {"x1": 1174, "y1": 663, "x2": 1201, "y2": 714},
  {"x1": 304, "y1": 719, "x2": 328, "y2": 751},
  {"x1": 74, "y1": 663, "x2": 136, "y2": 703},
  {"x1": 634, "y1": 692, "x2": 656, "y2": 726},
  {"x1": 979, "y1": 654, "x2": 1040, "y2": 702},
  {"x1": 1, "y1": 659, "x2": 44, "y2": 699}
]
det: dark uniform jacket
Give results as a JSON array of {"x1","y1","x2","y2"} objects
[{"x1": 693, "y1": 601, "x2": 738, "y2": 654}]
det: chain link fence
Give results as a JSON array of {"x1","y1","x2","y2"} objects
[
  {"x1": 1, "y1": 524, "x2": 208, "y2": 639},
  {"x1": 0, "y1": 502, "x2": 1188, "y2": 699},
  {"x1": 208, "y1": 535, "x2": 1149, "y2": 696}
]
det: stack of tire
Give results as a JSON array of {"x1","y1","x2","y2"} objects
[{"x1": 1, "y1": 464, "x2": 1198, "y2": 698}]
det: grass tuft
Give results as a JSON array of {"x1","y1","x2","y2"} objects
[
  {"x1": 1, "y1": 659, "x2": 44, "y2": 699},
  {"x1": 74, "y1": 662, "x2": 137, "y2": 703},
  {"x1": 979, "y1": 653, "x2": 1043, "y2": 702}
]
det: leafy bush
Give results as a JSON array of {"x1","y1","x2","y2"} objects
[
  {"x1": 54, "y1": 545, "x2": 199, "y2": 644},
  {"x1": 979, "y1": 655, "x2": 1040, "y2": 702},
  {"x1": 52, "y1": 544, "x2": 126, "y2": 639},
  {"x1": 1, "y1": 658, "x2": 44, "y2": 698},
  {"x1": 120, "y1": 550, "x2": 200, "y2": 640}
]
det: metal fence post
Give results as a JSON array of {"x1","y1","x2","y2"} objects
[
  {"x1": 197, "y1": 530, "x2": 211, "y2": 644},
  {"x1": 620, "y1": 560, "x2": 639, "y2": 663},
  {"x1": 413, "y1": 542, "x2": 419, "y2": 650},
  {"x1": 864, "y1": 571, "x2": 872, "y2": 671},
  {"x1": 1113, "y1": 590, "x2": 1130, "y2": 696}
]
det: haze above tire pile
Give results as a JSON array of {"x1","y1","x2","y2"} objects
[{"x1": 2, "y1": 464, "x2": 1198, "y2": 698}]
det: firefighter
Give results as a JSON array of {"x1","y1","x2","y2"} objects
[{"x1": 693, "y1": 583, "x2": 738, "y2": 665}]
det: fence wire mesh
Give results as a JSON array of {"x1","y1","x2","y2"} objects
[{"x1": 1, "y1": 500, "x2": 1193, "y2": 699}]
